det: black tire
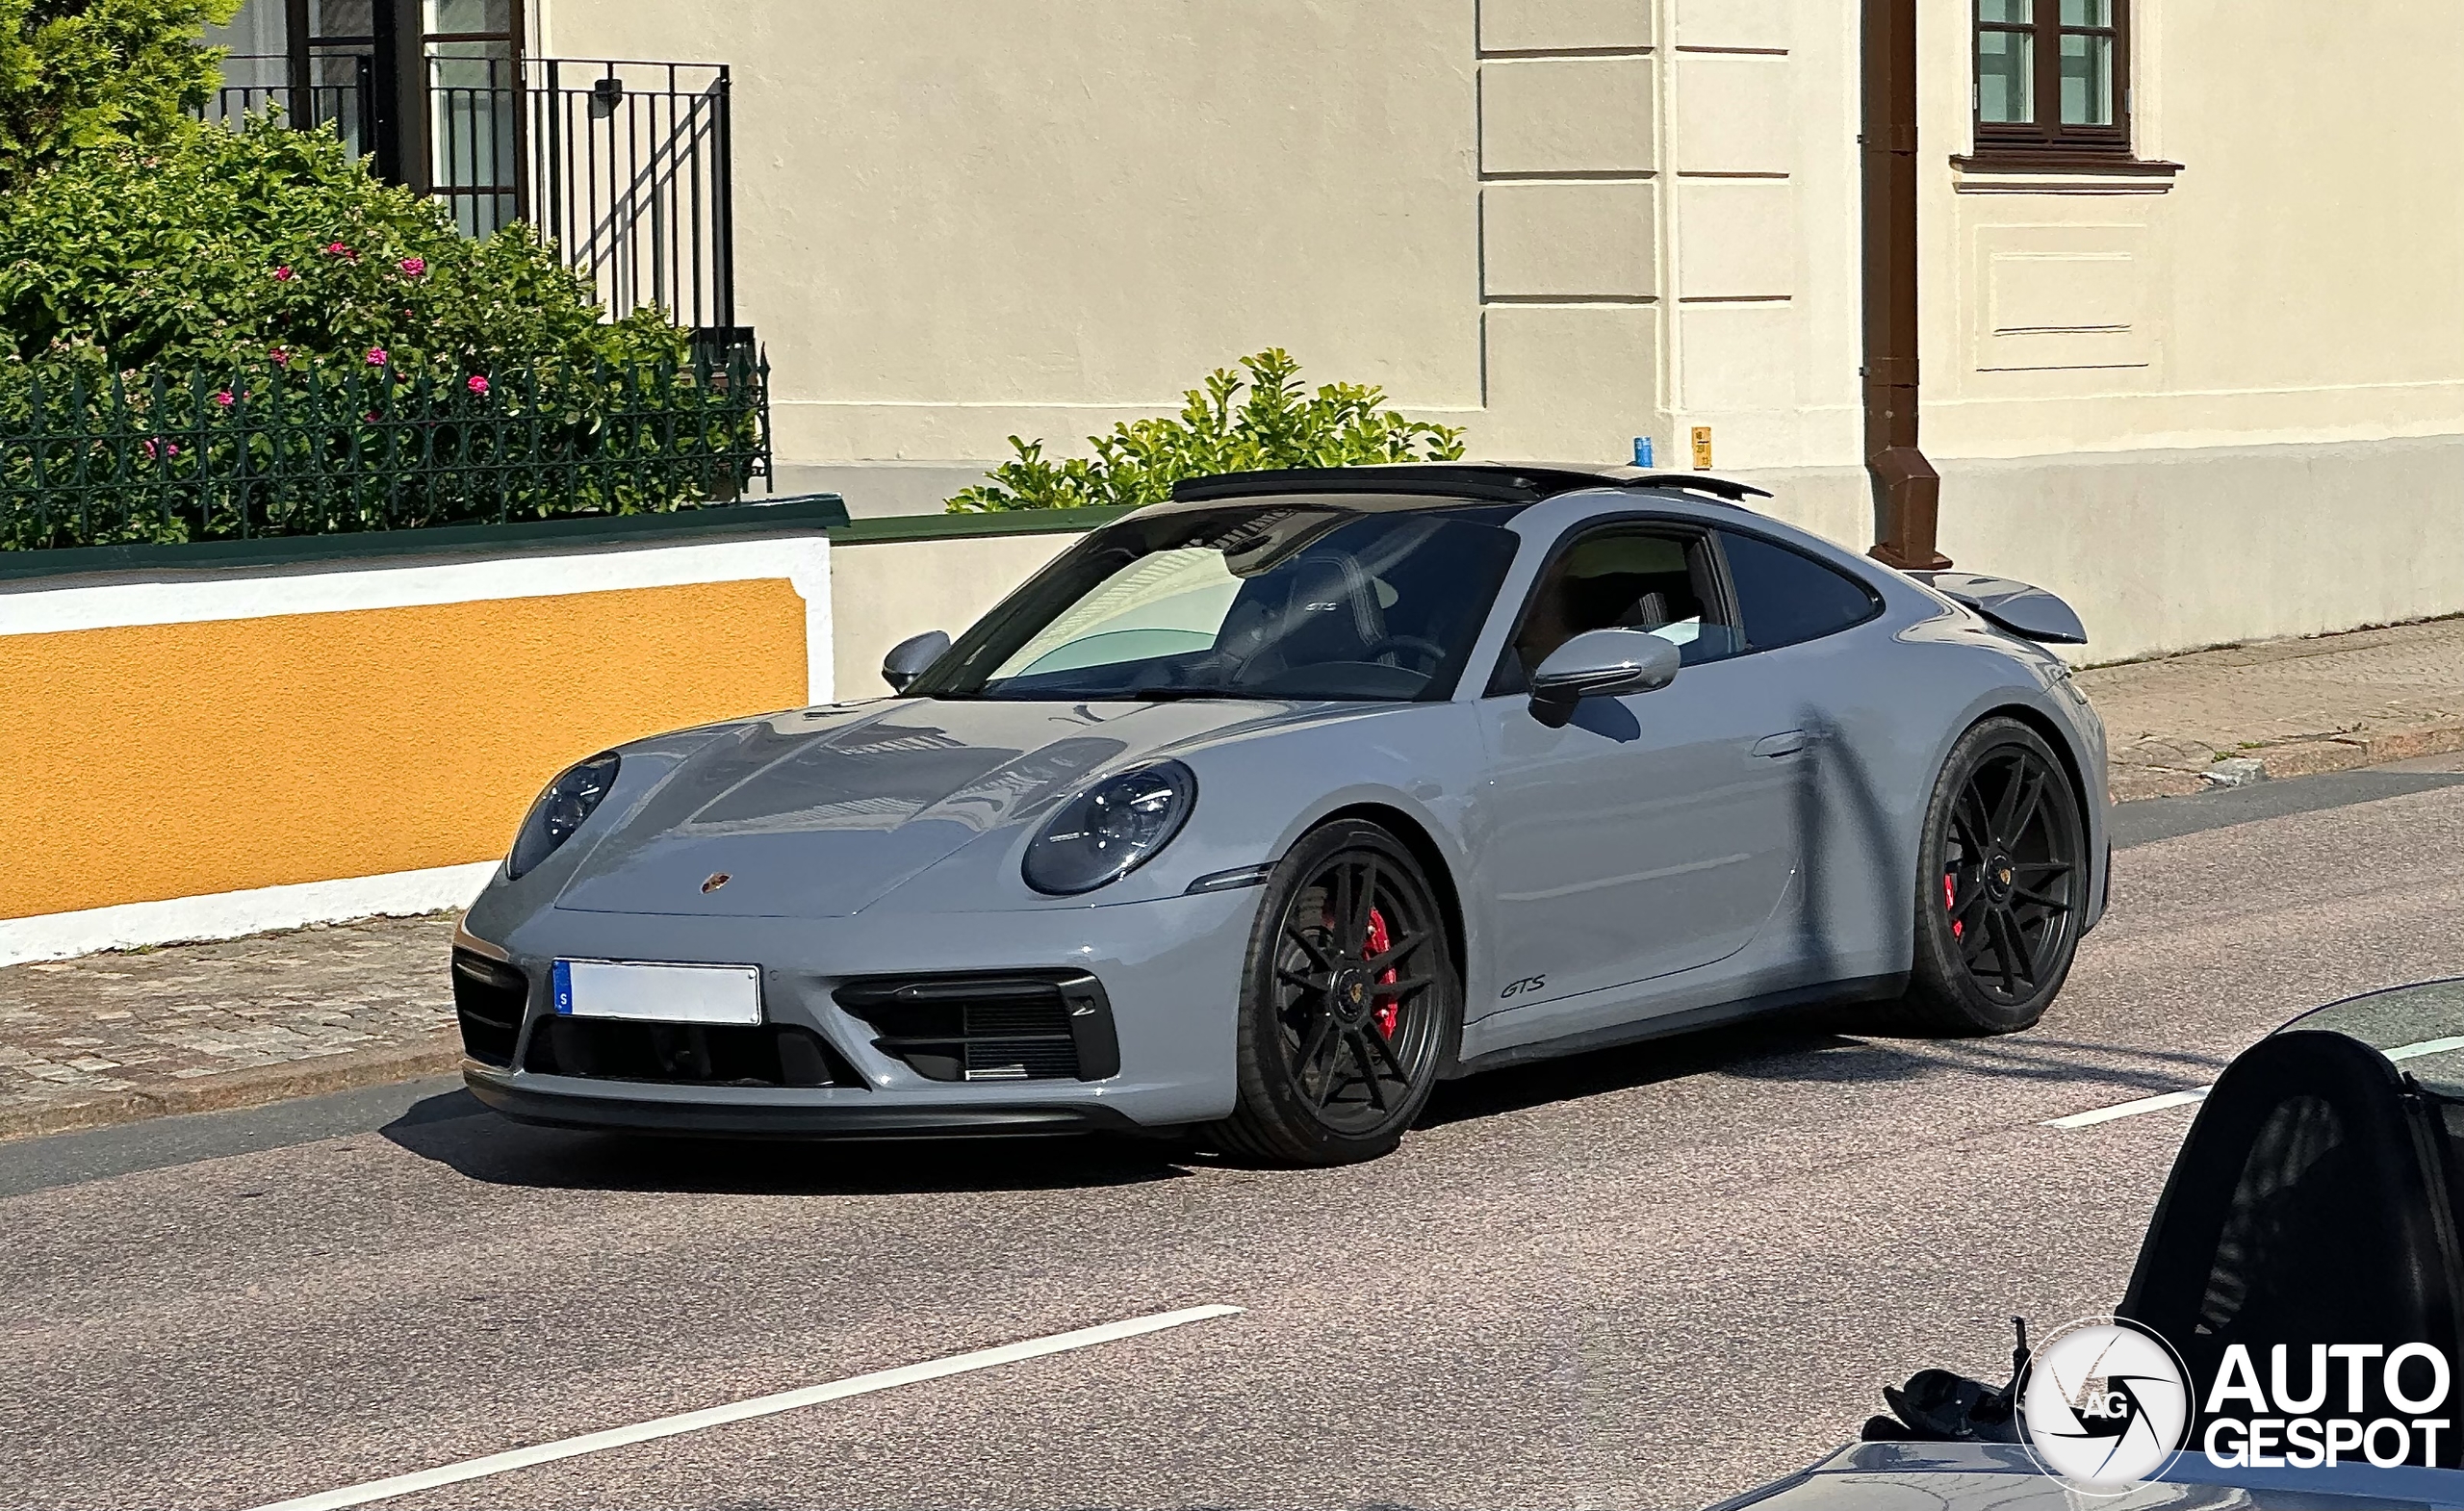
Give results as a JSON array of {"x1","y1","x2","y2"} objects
[
  {"x1": 1895, "y1": 717, "x2": 2088, "y2": 1036},
  {"x1": 1203, "y1": 820, "x2": 1462, "y2": 1166}
]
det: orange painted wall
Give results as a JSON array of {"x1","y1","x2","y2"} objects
[{"x1": 0, "y1": 580, "x2": 808, "y2": 920}]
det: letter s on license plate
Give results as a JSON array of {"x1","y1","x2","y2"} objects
[{"x1": 552, "y1": 960, "x2": 764, "y2": 1026}]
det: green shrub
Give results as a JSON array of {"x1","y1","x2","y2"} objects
[
  {"x1": 0, "y1": 114, "x2": 685, "y2": 378},
  {"x1": 946, "y1": 348, "x2": 1466, "y2": 513},
  {"x1": 0, "y1": 0, "x2": 239, "y2": 192}
]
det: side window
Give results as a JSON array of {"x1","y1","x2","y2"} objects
[
  {"x1": 1490, "y1": 526, "x2": 1742, "y2": 694},
  {"x1": 1718, "y1": 530, "x2": 1883, "y2": 652}
]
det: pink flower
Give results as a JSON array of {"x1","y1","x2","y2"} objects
[
  {"x1": 268, "y1": 346, "x2": 288, "y2": 366},
  {"x1": 365, "y1": 347, "x2": 387, "y2": 367},
  {"x1": 141, "y1": 439, "x2": 179, "y2": 460},
  {"x1": 272, "y1": 265, "x2": 294, "y2": 282},
  {"x1": 214, "y1": 390, "x2": 234, "y2": 407},
  {"x1": 364, "y1": 410, "x2": 381, "y2": 423},
  {"x1": 466, "y1": 374, "x2": 490, "y2": 396},
  {"x1": 398, "y1": 257, "x2": 426, "y2": 277},
  {"x1": 324, "y1": 241, "x2": 354, "y2": 259}
]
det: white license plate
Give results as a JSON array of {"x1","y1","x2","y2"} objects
[{"x1": 552, "y1": 960, "x2": 764, "y2": 1026}]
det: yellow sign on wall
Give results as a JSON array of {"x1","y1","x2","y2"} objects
[{"x1": 1691, "y1": 426, "x2": 1713, "y2": 470}]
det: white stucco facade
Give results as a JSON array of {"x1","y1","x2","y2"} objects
[{"x1": 533, "y1": 0, "x2": 2463, "y2": 662}]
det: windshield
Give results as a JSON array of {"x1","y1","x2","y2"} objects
[{"x1": 909, "y1": 504, "x2": 1521, "y2": 702}]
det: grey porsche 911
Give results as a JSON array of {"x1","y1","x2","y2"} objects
[{"x1": 453, "y1": 463, "x2": 2109, "y2": 1165}]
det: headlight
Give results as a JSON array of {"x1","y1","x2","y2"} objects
[
  {"x1": 1022, "y1": 761, "x2": 1196, "y2": 895},
  {"x1": 506, "y1": 752, "x2": 622, "y2": 880}
]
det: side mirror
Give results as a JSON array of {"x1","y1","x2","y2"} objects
[
  {"x1": 1527, "y1": 629, "x2": 1681, "y2": 729},
  {"x1": 882, "y1": 629, "x2": 952, "y2": 693}
]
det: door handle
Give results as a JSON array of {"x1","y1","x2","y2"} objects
[{"x1": 1751, "y1": 730, "x2": 1808, "y2": 759}]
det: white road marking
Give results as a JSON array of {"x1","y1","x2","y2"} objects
[
  {"x1": 2386, "y1": 1035, "x2": 2464, "y2": 1063},
  {"x1": 2043, "y1": 1088, "x2": 2210, "y2": 1129},
  {"x1": 2042, "y1": 1034, "x2": 2464, "y2": 1129},
  {"x1": 243, "y1": 1303, "x2": 1244, "y2": 1511}
]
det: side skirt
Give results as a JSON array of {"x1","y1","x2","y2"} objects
[{"x1": 1442, "y1": 972, "x2": 1909, "y2": 1079}]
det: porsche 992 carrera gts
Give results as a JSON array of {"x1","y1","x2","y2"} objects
[{"x1": 454, "y1": 463, "x2": 2109, "y2": 1165}]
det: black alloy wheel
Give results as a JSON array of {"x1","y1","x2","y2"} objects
[
  {"x1": 1206, "y1": 820, "x2": 1460, "y2": 1165},
  {"x1": 1898, "y1": 717, "x2": 2088, "y2": 1036}
]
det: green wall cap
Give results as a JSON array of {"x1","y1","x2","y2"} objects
[
  {"x1": 0, "y1": 495, "x2": 852, "y2": 584},
  {"x1": 824, "y1": 504, "x2": 1140, "y2": 545}
]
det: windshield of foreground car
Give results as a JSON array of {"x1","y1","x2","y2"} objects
[
  {"x1": 908, "y1": 503, "x2": 1522, "y2": 702},
  {"x1": 2275, "y1": 977, "x2": 2464, "y2": 1098}
]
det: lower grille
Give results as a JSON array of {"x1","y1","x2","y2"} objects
[
  {"x1": 834, "y1": 972, "x2": 1119, "y2": 1084},
  {"x1": 451, "y1": 947, "x2": 526, "y2": 1067},
  {"x1": 523, "y1": 1017, "x2": 866, "y2": 1088}
]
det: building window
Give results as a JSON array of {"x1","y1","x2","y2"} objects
[{"x1": 1974, "y1": 0, "x2": 2128, "y2": 158}]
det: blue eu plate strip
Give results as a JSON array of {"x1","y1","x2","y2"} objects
[{"x1": 552, "y1": 959, "x2": 574, "y2": 1015}]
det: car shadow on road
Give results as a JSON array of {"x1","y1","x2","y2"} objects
[
  {"x1": 1420, "y1": 1014, "x2": 1910, "y2": 1128},
  {"x1": 1420, "y1": 1008, "x2": 2227, "y2": 1130},
  {"x1": 379, "y1": 1089, "x2": 1197, "y2": 1195}
]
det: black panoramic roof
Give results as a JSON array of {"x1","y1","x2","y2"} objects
[{"x1": 1168, "y1": 463, "x2": 1773, "y2": 509}]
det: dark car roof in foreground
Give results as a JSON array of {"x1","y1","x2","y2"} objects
[{"x1": 1166, "y1": 462, "x2": 1773, "y2": 514}]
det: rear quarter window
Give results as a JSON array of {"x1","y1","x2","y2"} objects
[{"x1": 1719, "y1": 529, "x2": 1884, "y2": 652}]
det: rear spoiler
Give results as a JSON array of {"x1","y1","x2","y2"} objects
[{"x1": 1907, "y1": 572, "x2": 2088, "y2": 645}]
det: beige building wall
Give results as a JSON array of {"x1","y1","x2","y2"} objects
[
  {"x1": 1916, "y1": 0, "x2": 2464, "y2": 457},
  {"x1": 540, "y1": 1, "x2": 1487, "y2": 461},
  {"x1": 1914, "y1": 0, "x2": 2464, "y2": 657},
  {"x1": 538, "y1": 0, "x2": 2462, "y2": 662},
  {"x1": 536, "y1": 0, "x2": 1868, "y2": 476}
]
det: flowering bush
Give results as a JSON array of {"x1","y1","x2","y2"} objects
[
  {"x1": 947, "y1": 349, "x2": 1467, "y2": 513},
  {"x1": 0, "y1": 115, "x2": 686, "y2": 383}
]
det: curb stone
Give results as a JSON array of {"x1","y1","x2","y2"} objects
[
  {"x1": 2107, "y1": 720, "x2": 2464, "y2": 805},
  {"x1": 0, "y1": 1035, "x2": 465, "y2": 1144}
]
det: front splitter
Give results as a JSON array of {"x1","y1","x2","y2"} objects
[{"x1": 464, "y1": 1066, "x2": 1149, "y2": 1140}]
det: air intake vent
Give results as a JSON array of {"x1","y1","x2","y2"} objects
[
  {"x1": 450, "y1": 947, "x2": 527, "y2": 1066},
  {"x1": 834, "y1": 972, "x2": 1119, "y2": 1084},
  {"x1": 522, "y1": 1018, "x2": 866, "y2": 1088}
]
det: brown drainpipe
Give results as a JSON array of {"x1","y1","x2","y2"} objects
[{"x1": 1861, "y1": 0, "x2": 1951, "y2": 570}]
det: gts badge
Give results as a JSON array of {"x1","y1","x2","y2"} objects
[{"x1": 1500, "y1": 975, "x2": 1548, "y2": 1000}]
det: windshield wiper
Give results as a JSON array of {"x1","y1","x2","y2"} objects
[{"x1": 1121, "y1": 686, "x2": 1231, "y2": 701}]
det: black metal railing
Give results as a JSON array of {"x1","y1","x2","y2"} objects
[
  {"x1": 201, "y1": 54, "x2": 737, "y2": 335},
  {"x1": 0, "y1": 352, "x2": 771, "y2": 552},
  {"x1": 516, "y1": 59, "x2": 737, "y2": 332}
]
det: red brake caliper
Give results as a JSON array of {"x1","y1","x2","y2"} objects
[
  {"x1": 1943, "y1": 873, "x2": 1964, "y2": 940},
  {"x1": 1366, "y1": 908, "x2": 1399, "y2": 1038}
]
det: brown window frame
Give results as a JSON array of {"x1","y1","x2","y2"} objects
[{"x1": 1971, "y1": 0, "x2": 2131, "y2": 162}]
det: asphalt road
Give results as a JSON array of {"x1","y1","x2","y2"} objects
[{"x1": 5, "y1": 758, "x2": 2462, "y2": 1511}]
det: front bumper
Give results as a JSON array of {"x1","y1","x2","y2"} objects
[{"x1": 455, "y1": 885, "x2": 1262, "y2": 1135}]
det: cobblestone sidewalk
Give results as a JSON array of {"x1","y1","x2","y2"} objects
[
  {"x1": 2081, "y1": 616, "x2": 2464, "y2": 800},
  {"x1": 0, "y1": 912, "x2": 459, "y2": 1139},
  {"x1": 3, "y1": 616, "x2": 2460, "y2": 1140}
]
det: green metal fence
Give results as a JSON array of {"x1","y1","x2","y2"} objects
[{"x1": 0, "y1": 349, "x2": 771, "y2": 551}]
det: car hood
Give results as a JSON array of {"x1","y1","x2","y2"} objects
[{"x1": 554, "y1": 696, "x2": 1316, "y2": 918}]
